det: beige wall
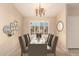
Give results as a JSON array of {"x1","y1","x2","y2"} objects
[
  {"x1": 0, "y1": 4, "x2": 23, "y2": 55},
  {"x1": 23, "y1": 16, "x2": 56, "y2": 35},
  {"x1": 56, "y1": 5, "x2": 67, "y2": 52}
]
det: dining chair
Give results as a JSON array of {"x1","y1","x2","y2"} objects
[
  {"x1": 23, "y1": 34, "x2": 29, "y2": 47},
  {"x1": 48, "y1": 34, "x2": 54, "y2": 47},
  {"x1": 47, "y1": 36, "x2": 58, "y2": 56},
  {"x1": 18, "y1": 36, "x2": 28, "y2": 56},
  {"x1": 47, "y1": 34, "x2": 51, "y2": 43},
  {"x1": 27, "y1": 33, "x2": 31, "y2": 42},
  {"x1": 36, "y1": 33, "x2": 42, "y2": 39},
  {"x1": 47, "y1": 34, "x2": 54, "y2": 55},
  {"x1": 52, "y1": 36, "x2": 58, "y2": 56}
]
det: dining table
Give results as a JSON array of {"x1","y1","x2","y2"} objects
[{"x1": 28, "y1": 37, "x2": 49, "y2": 56}]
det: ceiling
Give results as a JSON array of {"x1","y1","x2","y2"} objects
[
  {"x1": 67, "y1": 3, "x2": 79, "y2": 8},
  {"x1": 14, "y1": 3, "x2": 65, "y2": 17}
]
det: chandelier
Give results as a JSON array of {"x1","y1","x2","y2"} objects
[{"x1": 35, "y1": 4, "x2": 45, "y2": 17}]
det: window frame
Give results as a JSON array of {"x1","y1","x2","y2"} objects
[{"x1": 29, "y1": 21, "x2": 49, "y2": 35}]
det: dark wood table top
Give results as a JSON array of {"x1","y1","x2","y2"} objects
[{"x1": 28, "y1": 44, "x2": 47, "y2": 56}]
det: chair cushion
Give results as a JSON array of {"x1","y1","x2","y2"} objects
[
  {"x1": 25, "y1": 47, "x2": 28, "y2": 50},
  {"x1": 47, "y1": 45, "x2": 52, "y2": 50},
  {"x1": 48, "y1": 34, "x2": 54, "y2": 47},
  {"x1": 23, "y1": 34, "x2": 29, "y2": 47},
  {"x1": 22, "y1": 37, "x2": 27, "y2": 48},
  {"x1": 24, "y1": 47, "x2": 28, "y2": 53},
  {"x1": 47, "y1": 45, "x2": 53, "y2": 53}
]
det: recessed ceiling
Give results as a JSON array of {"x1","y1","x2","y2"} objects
[{"x1": 14, "y1": 3, "x2": 65, "y2": 17}]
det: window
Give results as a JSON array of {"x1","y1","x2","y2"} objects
[{"x1": 30, "y1": 22, "x2": 48, "y2": 35}]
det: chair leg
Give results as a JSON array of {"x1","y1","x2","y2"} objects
[
  {"x1": 54, "y1": 52, "x2": 56, "y2": 56},
  {"x1": 21, "y1": 51, "x2": 23, "y2": 56}
]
